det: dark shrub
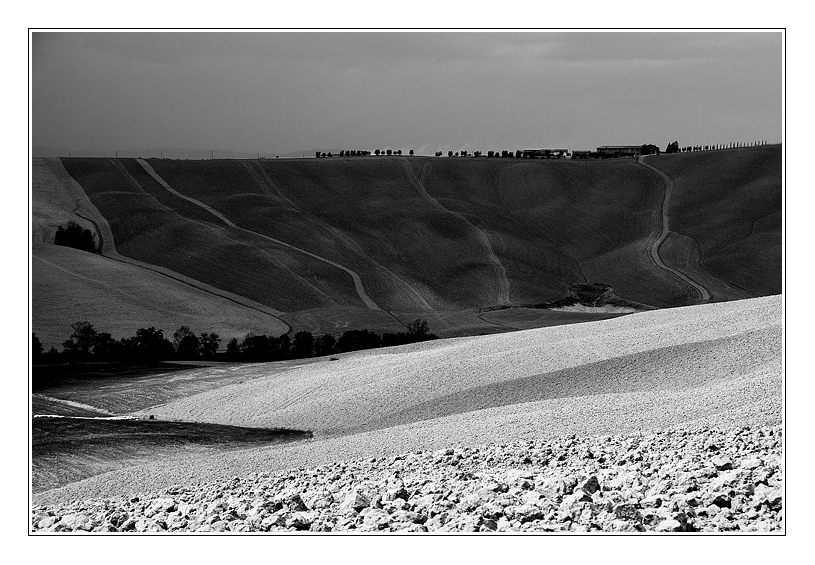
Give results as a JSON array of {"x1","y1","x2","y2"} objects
[{"x1": 54, "y1": 221, "x2": 97, "y2": 253}]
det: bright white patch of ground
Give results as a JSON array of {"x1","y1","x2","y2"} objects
[{"x1": 36, "y1": 295, "x2": 782, "y2": 505}]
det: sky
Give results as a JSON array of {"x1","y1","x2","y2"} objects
[{"x1": 32, "y1": 31, "x2": 782, "y2": 156}]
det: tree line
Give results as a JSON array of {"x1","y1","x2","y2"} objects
[
  {"x1": 314, "y1": 149, "x2": 416, "y2": 157},
  {"x1": 31, "y1": 319, "x2": 438, "y2": 365},
  {"x1": 433, "y1": 150, "x2": 535, "y2": 158},
  {"x1": 664, "y1": 140, "x2": 769, "y2": 154}
]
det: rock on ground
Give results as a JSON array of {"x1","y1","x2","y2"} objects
[{"x1": 31, "y1": 425, "x2": 783, "y2": 533}]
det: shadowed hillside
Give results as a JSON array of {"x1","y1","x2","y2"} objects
[
  {"x1": 645, "y1": 146, "x2": 782, "y2": 299},
  {"x1": 32, "y1": 146, "x2": 781, "y2": 343}
]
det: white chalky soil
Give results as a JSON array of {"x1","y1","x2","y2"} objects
[{"x1": 32, "y1": 296, "x2": 783, "y2": 533}]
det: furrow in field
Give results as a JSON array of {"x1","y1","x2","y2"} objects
[{"x1": 403, "y1": 159, "x2": 511, "y2": 306}]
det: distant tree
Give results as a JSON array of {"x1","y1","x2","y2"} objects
[
  {"x1": 198, "y1": 332, "x2": 221, "y2": 358},
  {"x1": 409, "y1": 149, "x2": 414, "y2": 156},
  {"x1": 93, "y1": 332, "x2": 120, "y2": 360},
  {"x1": 327, "y1": 152, "x2": 332, "y2": 157},
  {"x1": 275, "y1": 334, "x2": 291, "y2": 359},
  {"x1": 315, "y1": 334, "x2": 337, "y2": 356},
  {"x1": 292, "y1": 331, "x2": 315, "y2": 358},
  {"x1": 240, "y1": 334, "x2": 269, "y2": 360},
  {"x1": 339, "y1": 150, "x2": 345, "y2": 157},
  {"x1": 375, "y1": 149, "x2": 381, "y2": 155},
  {"x1": 487, "y1": 150, "x2": 494, "y2": 157},
  {"x1": 386, "y1": 149, "x2": 392, "y2": 156},
  {"x1": 62, "y1": 321, "x2": 98, "y2": 360},
  {"x1": 321, "y1": 152, "x2": 327, "y2": 158},
  {"x1": 407, "y1": 319, "x2": 430, "y2": 338},
  {"x1": 129, "y1": 327, "x2": 174, "y2": 361},
  {"x1": 381, "y1": 332, "x2": 407, "y2": 348},
  {"x1": 397, "y1": 149, "x2": 402, "y2": 155},
  {"x1": 172, "y1": 326, "x2": 195, "y2": 350},
  {"x1": 32, "y1": 333, "x2": 43, "y2": 361},
  {"x1": 54, "y1": 221, "x2": 97, "y2": 253},
  {"x1": 515, "y1": 150, "x2": 523, "y2": 158},
  {"x1": 448, "y1": 151, "x2": 454, "y2": 157},
  {"x1": 316, "y1": 151, "x2": 321, "y2": 158},
  {"x1": 226, "y1": 337, "x2": 241, "y2": 358},
  {"x1": 176, "y1": 334, "x2": 200, "y2": 359},
  {"x1": 461, "y1": 150, "x2": 467, "y2": 157},
  {"x1": 41, "y1": 346, "x2": 60, "y2": 363},
  {"x1": 337, "y1": 329, "x2": 381, "y2": 353}
]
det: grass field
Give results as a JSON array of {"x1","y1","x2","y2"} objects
[{"x1": 32, "y1": 146, "x2": 781, "y2": 342}]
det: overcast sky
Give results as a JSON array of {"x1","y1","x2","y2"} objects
[{"x1": 31, "y1": 31, "x2": 782, "y2": 155}]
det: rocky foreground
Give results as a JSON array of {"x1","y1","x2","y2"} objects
[{"x1": 32, "y1": 424, "x2": 783, "y2": 533}]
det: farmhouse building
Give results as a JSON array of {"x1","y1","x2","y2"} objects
[
  {"x1": 522, "y1": 148, "x2": 570, "y2": 159},
  {"x1": 596, "y1": 144, "x2": 660, "y2": 157}
]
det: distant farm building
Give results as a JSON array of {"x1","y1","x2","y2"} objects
[
  {"x1": 522, "y1": 148, "x2": 570, "y2": 159},
  {"x1": 596, "y1": 144, "x2": 661, "y2": 157}
]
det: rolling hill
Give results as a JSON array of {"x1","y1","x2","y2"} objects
[
  {"x1": 31, "y1": 146, "x2": 782, "y2": 347},
  {"x1": 34, "y1": 294, "x2": 782, "y2": 504}
]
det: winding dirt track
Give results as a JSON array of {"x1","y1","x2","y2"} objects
[
  {"x1": 638, "y1": 156, "x2": 711, "y2": 302},
  {"x1": 136, "y1": 159, "x2": 395, "y2": 318},
  {"x1": 34, "y1": 157, "x2": 291, "y2": 331},
  {"x1": 242, "y1": 161, "x2": 435, "y2": 312},
  {"x1": 403, "y1": 160, "x2": 511, "y2": 306}
]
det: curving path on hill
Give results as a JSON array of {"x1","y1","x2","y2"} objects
[
  {"x1": 243, "y1": 161, "x2": 436, "y2": 313},
  {"x1": 638, "y1": 156, "x2": 711, "y2": 302},
  {"x1": 404, "y1": 160, "x2": 511, "y2": 306},
  {"x1": 136, "y1": 159, "x2": 400, "y2": 321},
  {"x1": 33, "y1": 157, "x2": 292, "y2": 332}
]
